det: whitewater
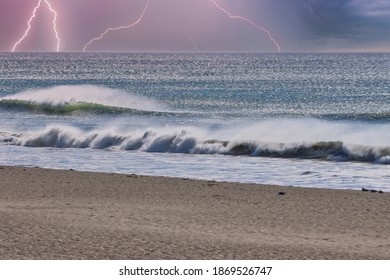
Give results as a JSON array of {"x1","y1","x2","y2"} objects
[{"x1": 0, "y1": 53, "x2": 389, "y2": 191}]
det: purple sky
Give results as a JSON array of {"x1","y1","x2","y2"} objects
[{"x1": 1, "y1": 0, "x2": 389, "y2": 52}]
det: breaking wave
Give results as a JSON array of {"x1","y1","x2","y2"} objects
[
  {"x1": 0, "y1": 85, "x2": 168, "y2": 115},
  {"x1": 1, "y1": 122, "x2": 390, "y2": 164}
]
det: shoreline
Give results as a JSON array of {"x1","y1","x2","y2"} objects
[{"x1": 0, "y1": 165, "x2": 389, "y2": 259}]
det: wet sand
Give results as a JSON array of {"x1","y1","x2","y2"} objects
[{"x1": 0, "y1": 165, "x2": 389, "y2": 259}]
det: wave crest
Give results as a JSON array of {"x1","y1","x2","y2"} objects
[
  {"x1": 1, "y1": 125, "x2": 390, "y2": 164},
  {"x1": 0, "y1": 85, "x2": 166, "y2": 115}
]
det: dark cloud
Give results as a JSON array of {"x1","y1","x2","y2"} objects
[
  {"x1": 237, "y1": 0, "x2": 390, "y2": 51},
  {"x1": 298, "y1": 0, "x2": 390, "y2": 44}
]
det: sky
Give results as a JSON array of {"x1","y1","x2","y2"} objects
[{"x1": 0, "y1": 0, "x2": 389, "y2": 53}]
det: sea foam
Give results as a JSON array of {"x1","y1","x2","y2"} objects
[{"x1": 1, "y1": 119, "x2": 390, "y2": 164}]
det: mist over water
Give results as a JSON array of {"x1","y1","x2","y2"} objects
[{"x1": 0, "y1": 53, "x2": 389, "y2": 190}]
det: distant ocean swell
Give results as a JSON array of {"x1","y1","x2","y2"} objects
[
  {"x1": 2, "y1": 85, "x2": 390, "y2": 121},
  {"x1": 1, "y1": 126, "x2": 389, "y2": 164},
  {"x1": 0, "y1": 85, "x2": 168, "y2": 115},
  {"x1": 0, "y1": 99, "x2": 175, "y2": 116},
  {"x1": 2, "y1": 99, "x2": 390, "y2": 121}
]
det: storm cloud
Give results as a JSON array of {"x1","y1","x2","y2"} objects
[
  {"x1": 297, "y1": 0, "x2": 390, "y2": 49},
  {"x1": 1, "y1": 0, "x2": 389, "y2": 52}
]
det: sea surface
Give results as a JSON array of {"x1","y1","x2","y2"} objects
[{"x1": 0, "y1": 53, "x2": 389, "y2": 191}]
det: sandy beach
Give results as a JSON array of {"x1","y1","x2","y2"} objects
[{"x1": 0, "y1": 165, "x2": 389, "y2": 260}]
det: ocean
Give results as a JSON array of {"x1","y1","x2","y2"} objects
[{"x1": 0, "y1": 52, "x2": 389, "y2": 191}]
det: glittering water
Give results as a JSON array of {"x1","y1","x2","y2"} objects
[{"x1": 1, "y1": 53, "x2": 389, "y2": 191}]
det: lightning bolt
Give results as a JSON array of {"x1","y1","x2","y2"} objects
[
  {"x1": 12, "y1": 0, "x2": 60, "y2": 52},
  {"x1": 44, "y1": 0, "x2": 60, "y2": 52},
  {"x1": 83, "y1": 0, "x2": 150, "y2": 52},
  {"x1": 12, "y1": 0, "x2": 42, "y2": 52},
  {"x1": 209, "y1": 0, "x2": 281, "y2": 53},
  {"x1": 185, "y1": 23, "x2": 199, "y2": 52}
]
